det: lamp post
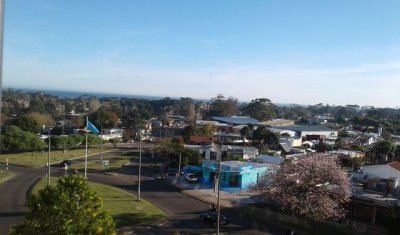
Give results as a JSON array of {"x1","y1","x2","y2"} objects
[
  {"x1": 216, "y1": 144, "x2": 222, "y2": 234},
  {"x1": 100, "y1": 124, "x2": 103, "y2": 168},
  {"x1": 137, "y1": 129, "x2": 142, "y2": 200},
  {"x1": 212, "y1": 133, "x2": 222, "y2": 235},
  {"x1": 47, "y1": 128, "x2": 51, "y2": 186}
]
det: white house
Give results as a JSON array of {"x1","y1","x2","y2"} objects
[
  {"x1": 272, "y1": 125, "x2": 338, "y2": 140},
  {"x1": 362, "y1": 162, "x2": 400, "y2": 189},
  {"x1": 221, "y1": 145, "x2": 258, "y2": 160},
  {"x1": 101, "y1": 128, "x2": 123, "y2": 140}
]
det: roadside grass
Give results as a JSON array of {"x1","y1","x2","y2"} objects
[
  {"x1": 0, "y1": 170, "x2": 14, "y2": 183},
  {"x1": 73, "y1": 156, "x2": 134, "y2": 173},
  {"x1": 0, "y1": 146, "x2": 115, "y2": 167},
  {"x1": 32, "y1": 177, "x2": 166, "y2": 228}
]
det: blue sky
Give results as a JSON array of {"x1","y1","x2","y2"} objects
[{"x1": 3, "y1": 0, "x2": 400, "y2": 107}]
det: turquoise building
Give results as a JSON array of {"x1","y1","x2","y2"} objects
[{"x1": 202, "y1": 161, "x2": 270, "y2": 191}]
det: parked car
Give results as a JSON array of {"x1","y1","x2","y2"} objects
[
  {"x1": 167, "y1": 168, "x2": 178, "y2": 176},
  {"x1": 185, "y1": 173, "x2": 198, "y2": 183},
  {"x1": 59, "y1": 160, "x2": 72, "y2": 167},
  {"x1": 199, "y1": 212, "x2": 230, "y2": 226}
]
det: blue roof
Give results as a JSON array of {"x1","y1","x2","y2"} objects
[
  {"x1": 211, "y1": 116, "x2": 259, "y2": 125},
  {"x1": 256, "y1": 155, "x2": 284, "y2": 165},
  {"x1": 272, "y1": 125, "x2": 334, "y2": 132}
]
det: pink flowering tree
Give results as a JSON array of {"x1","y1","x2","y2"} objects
[{"x1": 252, "y1": 154, "x2": 351, "y2": 221}]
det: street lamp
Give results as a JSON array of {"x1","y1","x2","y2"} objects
[
  {"x1": 100, "y1": 124, "x2": 103, "y2": 168},
  {"x1": 212, "y1": 134, "x2": 222, "y2": 235},
  {"x1": 47, "y1": 128, "x2": 52, "y2": 186},
  {"x1": 137, "y1": 129, "x2": 142, "y2": 200}
]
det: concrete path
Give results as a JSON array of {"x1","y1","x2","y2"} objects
[{"x1": 166, "y1": 175, "x2": 259, "y2": 208}]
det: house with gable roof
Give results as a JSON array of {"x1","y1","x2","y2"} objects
[{"x1": 361, "y1": 162, "x2": 400, "y2": 193}]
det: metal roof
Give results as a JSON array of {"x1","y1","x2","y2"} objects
[
  {"x1": 211, "y1": 116, "x2": 259, "y2": 125},
  {"x1": 272, "y1": 125, "x2": 335, "y2": 132}
]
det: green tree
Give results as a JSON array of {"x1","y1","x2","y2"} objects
[
  {"x1": 208, "y1": 94, "x2": 238, "y2": 117},
  {"x1": 89, "y1": 107, "x2": 119, "y2": 129},
  {"x1": 0, "y1": 125, "x2": 46, "y2": 153},
  {"x1": 10, "y1": 176, "x2": 116, "y2": 235},
  {"x1": 335, "y1": 137, "x2": 344, "y2": 149},
  {"x1": 196, "y1": 124, "x2": 214, "y2": 137},
  {"x1": 86, "y1": 134, "x2": 101, "y2": 147},
  {"x1": 28, "y1": 97, "x2": 46, "y2": 113},
  {"x1": 166, "y1": 143, "x2": 202, "y2": 168},
  {"x1": 351, "y1": 144, "x2": 365, "y2": 152},
  {"x1": 240, "y1": 98, "x2": 276, "y2": 121},
  {"x1": 8, "y1": 115, "x2": 42, "y2": 134},
  {"x1": 182, "y1": 125, "x2": 195, "y2": 143},
  {"x1": 109, "y1": 138, "x2": 121, "y2": 148},
  {"x1": 28, "y1": 112, "x2": 54, "y2": 128},
  {"x1": 52, "y1": 135, "x2": 70, "y2": 152},
  {"x1": 67, "y1": 135, "x2": 84, "y2": 149},
  {"x1": 374, "y1": 140, "x2": 396, "y2": 161},
  {"x1": 253, "y1": 127, "x2": 280, "y2": 150}
]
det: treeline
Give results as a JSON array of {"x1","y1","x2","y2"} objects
[{"x1": 2, "y1": 89, "x2": 400, "y2": 143}]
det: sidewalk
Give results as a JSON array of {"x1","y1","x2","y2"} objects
[{"x1": 165, "y1": 175, "x2": 259, "y2": 208}]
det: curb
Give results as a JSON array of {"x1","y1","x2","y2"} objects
[
  {"x1": 117, "y1": 218, "x2": 169, "y2": 234},
  {"x1": 165, "y1": 179, "x2": 228, "y2": 208},
  {"x1": 0, "y1": 172, "x2": 15, "y2": 184}
]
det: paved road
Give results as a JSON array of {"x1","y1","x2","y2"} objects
[
  {"x1": 0, "y1": 164, "x2": 44, "y2": 235},
  {"x1": 87, "y1": 155, "x2": 284, "y2": 235},
  {"x1": 0, "y1": 147, "x2": 285, "y2": 235}
]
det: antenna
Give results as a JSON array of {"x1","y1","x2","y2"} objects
[
  {"x1": 209, "y1": 72, "x2": 211, "y2": 101},
  {"x1": 208, "y1": 73, "x2": 212, "y2": 118}
]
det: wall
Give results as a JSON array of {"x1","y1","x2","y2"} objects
[{"x1": 363, "y1": 165, "x2": 400, "y2": 188}]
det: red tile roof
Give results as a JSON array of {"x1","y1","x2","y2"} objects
[
  {"x1": 189, "y1": 136, "x2": 212, "y2": 144},
  {"x1": 388, "y1": 161, "x2": 400, "y2": 171}
]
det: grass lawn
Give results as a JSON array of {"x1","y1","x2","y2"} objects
[
  {"x1": 73, "y1": 156, "x2": 134, "y2": 173},
  {"x1": 32, "y1": 177, "x2": 166, "y2": 228},
  {"x1": 0, "y1": 146, "x2": 115, "y2": 167},
  {"x1": 0, "y1": 170, "x2": 14, "y2": 183}
]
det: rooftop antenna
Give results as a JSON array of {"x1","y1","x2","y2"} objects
[
  {"x1": 208, "y1": 72, "x2": 211, "y2": 118},
  {"x1": 209, "y1": 72, "x2": 211, "y2": 101}
]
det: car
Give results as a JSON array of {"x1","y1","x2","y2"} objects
[
  {"x1": 199, "y1": 212, "x2": 230, "y2": 226},
  {"x1": 185, "y1": 173, "x2": 198, "y2": 183},
  {"x1": 167, "y1": 168, "x2": 178, "y2": 176},
  {"x1": 60, "y1": 160, "x2": 72, "y2": 167}
]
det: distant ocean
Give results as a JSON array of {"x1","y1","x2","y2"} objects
[
  {"x1": 4, "y1": 88, "x2": 171, "y2": 100},
  {"x1": 4, "y1": 87, "x2": 301, "y2": 107}
]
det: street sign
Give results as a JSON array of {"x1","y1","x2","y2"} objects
[{"x1": 103, "y1": 160, "x2": 109, "y2": 167}]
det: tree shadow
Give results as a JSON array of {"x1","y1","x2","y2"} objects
[{"x1": 113, "y1": 212, "x2": 165, "y2": 228}]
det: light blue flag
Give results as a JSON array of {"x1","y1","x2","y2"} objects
[{"x1": 86, "y1": 120, "x2": 100, "y2": 134}]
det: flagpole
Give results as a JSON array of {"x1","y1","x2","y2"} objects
[
  {"x1": 85, "y1": 116, "x2": 88, "y2": 178},
  {"x1": 100, "y1": 124, "x2": 103, "y2": 168}
]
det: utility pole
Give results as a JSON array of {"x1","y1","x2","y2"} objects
[
  {"x1": 178, "y1": 153, "x2": 182, "y2": 184},
  {"x1": 216, "y1": 135, "x2": 222, "y2": 235},
  {"x1": 84, "y1": 117, "x2": 88, "y2": 178},
  {"x1": 100, "y1": 124, "x2": 103, "y2": 168},
  {"x1": 47, "y1": 128, "x2": 51, "y2": 186},
  {"x1": 178, "y1": 153, "x2": 182, "y2": 173},
  {"x1": 137, "y1": 130, "x2": 142, "y2": 200}
]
